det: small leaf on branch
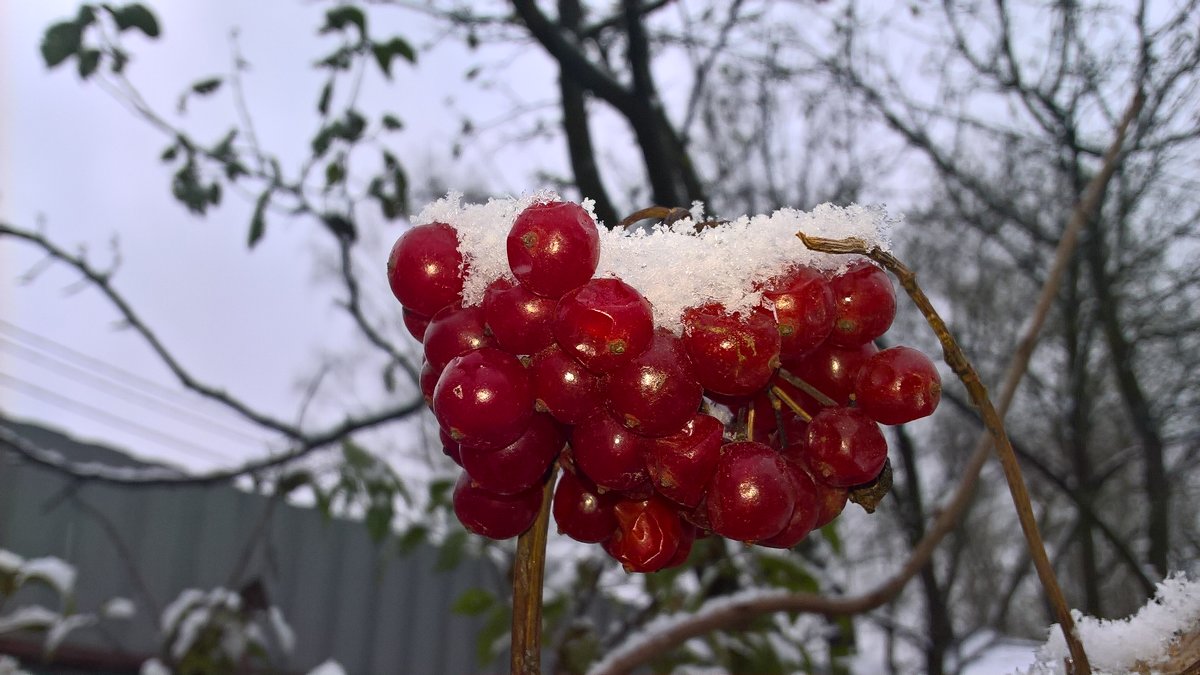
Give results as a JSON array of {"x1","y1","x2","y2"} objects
[
  {"x1": 109, "y1": 3, "x2": 161, "y2": 38},
  {"x1": 191, "y1": 77, "x2": 223, "y2": 96},
  {"x1": 276, "y1": 470, "x2": 311, "y2": 496},
  {"x1": 41, "y1": 22, "x2": 83, "y2": 68},
  {"x1": 317, "y1": 80, "x2": 333, "y2": 115},
  {"x1": 396, "y1": 524, "x2": 428, "y2": 553},
  {"x1": 381, "y1": 114, "x2": 402, "y2": 130},
  {"x1": 247, "y1": 189, "x2": 270, "y2": 248},
  {"x1": 321, "y1": 213, "x2": 356, "y2": 241},
  {"x1": 320, "y1": 6, "x2": 367, "y2": 37},
  {"x1": 325, "y1": 160, "x2": 345, "y2": 188},
  {"x1": 77, "y1": 49, "x2": 102, "y2": 78},
  {"x1": 451, "y1": 588, "x2": 495, "y2": 616},
  {"x1": 365, "y1": 504, "x2": 394, "y2": 542},
  {"x1": 436, "y1": 530, "x2": 468, "y2": 571},
  {"x1": 371, "y1": 36, "x2": 416, "y2": 78}
]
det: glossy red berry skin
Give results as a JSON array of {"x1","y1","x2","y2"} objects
[
  {"x1": 482, "y1": 278, "x2": 557, "y2": 355},
  {"x1": 552, "y1": 470, "x2": 618, "y2": 543},
  {"x1": 802, "y1": 407, "x2": 888, "y2": 487},
  {"x1": 606, "y1": 330, "x2": 703, "y2": 437},
  {"x1": 439, "y1": 428, "x2": 462, "y2": 467},
  {"x1": 854, "y1": 346, "x2": 942, "y2": 425},
  {"x1": 452, "y1": 473, "x2": 543, "y2": 540},
  {"x1": 828, "y1": 260, "x2": 896, "y2": 347},
  {"x1": 570, "y1": 413, "x2": 651, "y2": 492},
  {"x1": 706, "y1": 441, "x2": 798, "y2": 543},
  {"x1": 603, "y1": 496, "x2": 684, "y2": 573},
  {"x1": 787, "y1": 341, "x2": 879, "y2": 405},
  {"x1": 387, "y1": 222, "x2": 464, "y2": 317},
  {"x1": 644, "y1": 414, "x2": 724, "y2": 508},
  {"x1": 555, "y1": 278, "x2": 655, "y2": 373},
  {"x1": 432, "y1": 347, "x2": 533, "y2": 450},
  {"x1": 812, "y1": 479, "x2": 849, "y2": 529},
  {"x1": 507, "y1": 201, "x2": 600, "y2": 299},
  {"x1": 757, "y1": 462, "x2": 821, "y2": 549},
  {"x1": 530, "y1": 345, "x2": 605, "y2": 424},
  {"x1": 459, "y1": 414, "x2": 564, "y2": 495},
  {"x1": 420, "y1": 361, "x2": 440, "y2": 406},
  {"x1": 763, "y1": 266, "x2": 835, "y2": 359},
  {"x1": 423, "y1": 304, "x2": 494, "y2": 372},
  {"x1": 681, "y1": 303, "x2": 781, "y2": 397},
  {"x1": 402, "y1": 308, "x2": 432, "y2": 343}
]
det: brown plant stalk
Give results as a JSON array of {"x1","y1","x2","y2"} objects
[
  {"x1": 512, "y1": 466, "x2": 559, "y2": 675},
  {"x1": 587, "y1": 87, "x2": 1142, "y2": 675}
]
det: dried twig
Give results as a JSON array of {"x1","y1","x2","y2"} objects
[{"x1": 512, "y1": 468, "x2": 559, "y2": 675}]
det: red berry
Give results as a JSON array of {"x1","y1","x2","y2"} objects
[
  {"x1": 439, "y1": 428, "x2": 462, "y2": 467},
  {"x1": 402, "y1": 308, "x2": 432, "y2": 342},
  {"x1": 854, "y1": 346, "x2": 942, "y2": 425},
  {"x1": 763, "y1": 266, "x2": 835, "y2": 359},
  {"x1": 606, "y1": 330, "x2": 703, "y2": 437},
  {"x1": 644, "y1": 414, "x2": 723, "y2": 508},
  {"x1": 570, "y1": 413, "x2": 651, "y2": 492},
  {"x1": 433, "y1": 348, "x2": 534, "y2": 450},
  {"x1": 828, "y1": 260, "x2": 896, "y2": 347},
  {"x1": 482, "y1": 278, "x2": 557, "y2": 355},
  {"x1": 555, "y1": 278, "x2": 655, "y2": 373},
  {"x1": 507, "y1": 201, "x2": 600, "y2": 298},
  {"x1": 787, "y1": 341, "x2": 879, "y2": 405},
  {"x1": 705, "y1": 441, "x2": 797, "y2": 542},
  {"x1": 552, "y1": 470, "x2": 618, "y2": 543},
  {"x1": 802, "y1": 407, "x2": 888, "y2": 487},
  {"x1": 663, "y1": 520, "x2": 697, "y2": 569},
  {"x1": 757, "y1": 462, "x2": 821, "y2": 549},
  {"x1": 420, "y1": 361, "x2": 440, "y2": 405},
  {"x1": 452, "y1": 473, "x2": 543, "y2": 540},
  {"x1": 387, "y1": 222, "x2": 464, "y2": 317},
  {"x1": 812, "y1": 479, "x2": 849, "y2": 529},
  {"x1": 530, "y1": 345, "x2": 604, "y2": 424},
  {"x1": 603, "y1": 497, "x2": 684, "y2": 573},
  {"x1": 680, "y1": 303, "x2": 780, "y2": 397},
  {"x1": 423, "y1": 304, "x2": 494, "y2": 372},
  {"x1": 459, "y1": 414, "x2": 564, "y2": 495}
]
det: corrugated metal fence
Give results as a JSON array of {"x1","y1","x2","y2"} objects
[{"x1": 0, "y1": 419, "x2": 508, "y2": 674}]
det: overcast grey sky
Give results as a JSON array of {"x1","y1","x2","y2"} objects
[{"x1": 0, "y1": 1, "x2": 566, "y2": 472}]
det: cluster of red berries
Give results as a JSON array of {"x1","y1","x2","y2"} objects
[{"x1": 387, "y1": 199, "x2": 941, "y2": 573}]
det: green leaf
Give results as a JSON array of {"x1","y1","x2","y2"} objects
[
  {"x1": 41, "y1": 22, "x2": 83, "y2": 68},
  {"x1": 77, "y1": 49, "x2": 102, "y2": 78},
  {"x1": 365, "y1": 504, "x2": 393, "y2": 543},
  {"x1": 317, "y1": 80, "x2": 333, "y2": 115},
  {"x1": 436, "y1": 529, "x2": 468, "y2": 571},
  {"x1": 820, "y1": 521, "x2": 842, "y2": 555},
  {"x1": 342, "y1": 440, "x2": 374, "y2": 469},
  {"x1": 476, "y1": 605, "x2": 510, "y2": 667},
  {"x1": 757, "y1": 555, "x2": 819, "y2": 594},
  {"x1": 316, "y1": 45, "x2": 356, "y2": 71},
  {"x1": 276, "y1": 470, "x2": 310, "y2": 496},
  {"x1": 451, "y1": 588, "x2": 495, "y2": 616},
  {"x1": 322, "y1": 213, "x2": 356, "y2": 241},
  {"x1": 110, "y1": 3, "x2": 160, "y2": 38},
  {"x1": 247, "y1": 189, "x2": 270, "y2": 248},
  {"x1": 427, "y1": 478, "x2": 455, "y2": 513},
  {"x1": 396, "y1": 524, "x2": 428, "y2": 554},
  {"x1": 381, "y1": 114, "x2": 403, "y2": 130},
  {"x1": 321, "y1": 6, "x2": 367, "y2": 37},
  {"x1": 110, "y1": 48, "x2": 129, "y2": 74},
  {"x1": 371, "y1": 36, "x2": 416, "y2": 78},
  {"x1": 191, "y1": 77, "x2": 222, "y2": 95},
  {"x1": 325, "y1": 160, "x2": 345, "y2": 188}
]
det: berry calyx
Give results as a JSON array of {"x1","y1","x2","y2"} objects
[
  {"x1": 387, "y1": 222, "x2": 465, "y2": 317},
  {"x1": 507, "y1": 200, "x2": 600, "y2": 299}
]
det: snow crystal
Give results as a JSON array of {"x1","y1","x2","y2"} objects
[
  {"x1": 306, "y1": 659, "x2": 348, "y2": 675},
  {"x1": 412, "y1": 192, "x2": 895, "y2": 334},
  {"x1": 18, "y1": 557, "x2": 77, "y2": 596},
  {"x1": 1025, "y1": 573, "x2": 1200, "y2": 675},
  {"x1": 139, "y1": 659, "x2": 171, "y2": 675},
  {"x1": 102, "y1": 597, "x2": 137, "y2": 620},
  {"x1": 0, "y1": 606, "x2": 59, "y2": 633},
  {"x1": 161, "y1": 588, "x2": 206, "y2": 633},
  {"x1": 0, "y1": 655, "x2": 31, "y2": 675},
  {"x1": 171, "y1": 605, "x2": 211, "y2": 660},
  {"x1": 45, "y1": 614, "x2": 96, "y2": 653},
  {"x1": 0, "y1": 550, "x2": 23, "y2": 574},
  {"x1": 267, "y1": 605, "x2": 296, "y2": 655}
]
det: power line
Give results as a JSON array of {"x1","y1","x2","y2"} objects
[
  {"x1": 0, "y1": 337, "x2": 268, "y2": 445},
  {"x1": 0, "y1": 371, "x2": 242, "y2": 464},
  {"x1": 0, "y1": 319, "x2": 264, "y2": 423}
]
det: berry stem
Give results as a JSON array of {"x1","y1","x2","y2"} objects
[
  {"x1": 775, "y1": 369, "x2": 838, "y2": 407},
  {"x1": 770, "y1": 385, "x2": 812, "y2": 423},
  {"x1": 511, "y1": 466, "x2": 559, "y2": 675}
]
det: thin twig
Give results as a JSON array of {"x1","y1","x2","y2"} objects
[{"x1": 511, "y1": 467, "x2": 559, "y2": 675}]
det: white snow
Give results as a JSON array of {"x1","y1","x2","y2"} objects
[
  {"x1": 160, "y1": 588, "x2": 206, "y2": 633},
  {"x1": 44, "y1": 613, "x2": 96, "y2": 653},
  {"x1": 17, "y1": 557, "x2": 77, "y2": 596},
  {"x1": 102, "y1": 597, "x2": 137, "y2": 620},
  {"x1": 306, "y1": 660, "x2": 348, "y2": 675},
  {"x1": 1024, "y1": 573, "x2": 1200, "y2": 675},
  {"x1": 413, "y1": 192, "x2": 895, "y2": 334},
  {"x1": 268, "y1": 605, "x2": 296, "y2": 655},
  {"x1": 0, "y1": 550, "x2": 23, "y2": 574},
  {"x1": 0, "y1": 656, "x2": 31, "y2": 675},
  {"x1": 139, "y1": 659, "x2": 171, "y2": 675},
  {"x1": 0, "y1": 606, "x2": 59, "y2": 634}
]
